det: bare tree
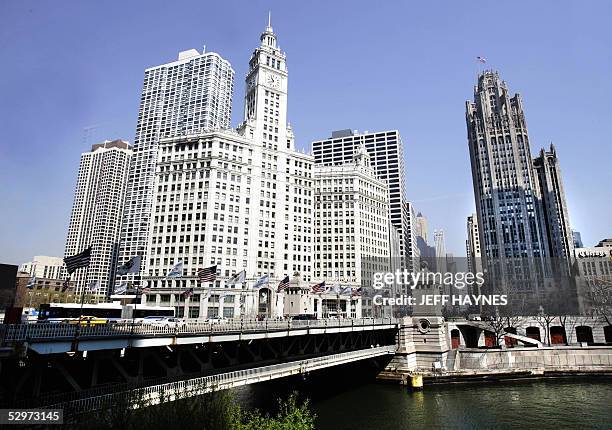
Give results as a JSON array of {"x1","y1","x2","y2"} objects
[
  {"x1": 534, "y1": 305, "x2": 556, "y2": 346},
  {"x1": 590, "y1": 279, "x2": 612, "y2": 327}
]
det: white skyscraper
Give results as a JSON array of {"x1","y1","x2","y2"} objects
[
  {"x1": 312, "y1": 129, "x2": 413, "y2": 270},
  {"x1": 313, "y1": 145, "x2": 388, "y2": 317},
  {"x1": 118, "y1": 48, "x2": 235, "y2": 287},
  {"x1": 141, "y1": 18, "x2": 314, "y2": 319},
  {"x1": 65, "y1": 140, "x2": 132, "y2": 295}
]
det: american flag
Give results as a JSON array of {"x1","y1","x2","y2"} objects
[
  {"x1": 64, "y1": 246, "x2": 92, "y2": 274},
  {"x1": 352, "y1": 287, "x2": 363, "y2": 297},
  {"x1": 277, "y1": 275, "x2": 290, "y2": 292},
  {"x1": 61, "y1": 278, "x2": 71, "y2": 292},
  {"x1": 139, "y1": 287, "x2": 151, "y2": 294},
  {"x1": 198, "y1": 265, "x2": 217, "y2": 283},
  {"x1": 476, "y1": 56, "x2": 487, "y2": 63},
  {"x1": 181, "y1": 287, "x2": 194, "y2": 298},
  {"x1": 311, "y1": 281, "x2": 326, "y2": 293}
]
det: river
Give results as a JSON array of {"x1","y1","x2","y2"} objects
[{"x1": 234, "y1": 362, "x2": 612, "y2": 429}]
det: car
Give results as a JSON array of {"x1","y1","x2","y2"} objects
[
  {"x1": 141, "y1": 316, "x2": 184, "y2": 328},
  {"x1": 206, "y1": 317, "x2": 229, "y2": 325},
  {"x1": 291, "y1": 314, "x2": 317, "y2": 321},
  {"x1": 67, "y1": 316, "x2": 109, "y2": 326}
]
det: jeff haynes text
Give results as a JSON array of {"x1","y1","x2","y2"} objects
[{"x1": 373, "y1": 294, "x2": 508, "y2": 306}]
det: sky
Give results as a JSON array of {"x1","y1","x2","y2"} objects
[{"x1": 0, "y1": 0, "x2": 610, "y2": 265}]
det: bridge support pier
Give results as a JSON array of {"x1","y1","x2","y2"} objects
[{"x1": 387, "y1": 316, "x2": 449, "y2": 372}]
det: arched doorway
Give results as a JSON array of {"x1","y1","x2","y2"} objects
[
  {"x1": 575, "y1": 326, "x2": 594, "y2": 344},
  {"x1": 604, "y1": 325, "x2": 612, "y2": 343},
  {"x1": 526, "y1": 326, "x2": 541, "y2": 342},
  {"x1": 484, "y1": 331, "x2": 496, "y2": 347},
  {"x1": 504, "y1": 327, "x2": 518, "y2": 347},
  {"x1": 451, "y1": 329, "x2": 461, "y2": 349},
  {"x1": 459, "y1": 325, "x2": 480, "y2": 348},
  {"x1": 550, "y1": 326, "x2": 566, "y2": 345},
  {"x1": 257, "y1": 288, "x2": 272, "y2": 318}
]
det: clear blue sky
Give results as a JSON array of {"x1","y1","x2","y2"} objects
[{"x1": 1, "y1": 0, "x2": 610, "y2": 265}]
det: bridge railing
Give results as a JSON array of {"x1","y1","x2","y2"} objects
[{"x1": 0, "y1": 318, "x2": 398, "y2": 344}]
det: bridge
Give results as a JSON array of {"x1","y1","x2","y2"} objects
[{"x1": 0, "y1": 318, "x2": 399, "y2": 414}]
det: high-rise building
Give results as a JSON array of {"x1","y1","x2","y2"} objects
[
  {"x1": 533, "y1": 144, "x2": 574, "y2": 264},
  {"x1": 466, "y1": 214, "x2": 482, "y2": 274},
  {"x1": 414, "y1": 211, "x2": 435, "y2": 269},
  {"x1": 405, "y1": 202, "x2": 420, "y2": 269},
  {"x1": 433, "y1": 229, "x2": 447, "y2": 274},
  {"x1": 415, "y1": 212, "x2": 429, "y2": 245},
  {"x1": 312, "y1": 129, "x2": 413, "y2": 269},
  {"x1": 118, "y1": 47, "x2": 235, "y2": 287},
  {"x1": 572, "y1": 230, "x2": 584, "y2": 249},
  {"x1": 313, "y1": 145, "x2": 390, "y2": 317},
  {"x1": 466, "y1": 71, "x2": 548, "y2": 288},
  {"x1": 65, "y1": 140, "x2": 132, "y2": 296},
  {"x1": 19, "y1": 256, "x2": 65, "y2": 280},
  {"x1": 141, "y1": 19, "x2": 314, "y2": 319},
  {"x1": 466, "y1": 71, "x2": 578, "y2": 294}
]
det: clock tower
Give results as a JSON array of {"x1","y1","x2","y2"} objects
[{"x1": 241, "y1": 14, "x2": 294, "y2": 150}]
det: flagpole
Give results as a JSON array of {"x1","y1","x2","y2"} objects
[{"x1": 72, "y1": 267, "x2": 88, "y2": 353}]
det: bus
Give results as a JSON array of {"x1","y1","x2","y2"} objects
[{"x1": 37, "y1": 303, "x2": 175, "y2": 323}]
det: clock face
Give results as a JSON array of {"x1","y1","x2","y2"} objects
[{"x1": 266, "y1": 73, "x2": 280, "y2": 89}]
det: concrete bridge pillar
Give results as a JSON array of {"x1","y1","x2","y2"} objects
[{"x1": 388, "y1": 316, "x2": 450, "y2": 372}]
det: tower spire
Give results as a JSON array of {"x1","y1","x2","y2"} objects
[{"x1": 266, "y1": 11, "x2": 273, "y2": 32}]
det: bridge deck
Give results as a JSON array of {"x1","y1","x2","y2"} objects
[{"x1": 0, "y1": 318, "x2": 399, "y2": 355}]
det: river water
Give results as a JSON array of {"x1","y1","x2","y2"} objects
[{"x1": 235, "y1": 362, "x2": 612, "y2": 430}]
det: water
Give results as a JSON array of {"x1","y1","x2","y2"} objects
[
  {"x1": 311, "y1": 380, "x2": 612, "y2": 430},
  {"x1": 234, "y1": 363, "x2": 612, "y2": 430}
]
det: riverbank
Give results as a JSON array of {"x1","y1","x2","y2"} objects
[
  {"x1": 378, "y1": 367, "x2": 612, "y2": 386},
  {"x1": 379, "y1": 344, "x2": 612, "y2": 387}
]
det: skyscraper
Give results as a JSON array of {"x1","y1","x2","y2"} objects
[
  {"x1": 141, "y1": 18, "x2": 314, "y2": 319},
  {"x1": 314, "y1": 145, "x2": 391, "y2": 317},
  {"x1": 65, "y1": 140, "x2": 132, "y2": 296},
  {"x1": 311, "y1": 129, "x2": 413, "y2": 270},
  {"x1": 533, "y1": 144, "x2": 574, "y2": 264},
  {"x1": 433, "y1": 229, "x2": 447, "y2": 274},
  {"x1": 572, "y1": 230, "x2": 584, "y2": 249},
  {"x1": 466, "y1": 71, "x2": 548, "y2": 287},
  {"x1": 118, "y1": 48, "x2": 235, "y2": 287}
]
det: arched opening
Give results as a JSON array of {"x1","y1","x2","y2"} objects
[
  {"x1": 604, "y1": 325, "x2": 612, "y2": 343},
  {"x1": 504, "y1": 326, "x2": 518, "y2": 347},
  {"x1": 459, "y1": 325, "x2": 480, "y2": 348},
  {"x1": 550, "y1": 326, "x2": 566, "y2": 345},
  {"x1": 451, "y1": 329, "x2": 461, "y2": 349},
  {"x1": 526, "y1": 326, "x2": 541, "y2": 342},
  {"x1": 575, "y1": 326, "x2": 594, "y2": 344},
  {"x1": 484, "y1": 331, "x2": 496, "y2": 347},
  {"x1": 257, "y1": 288, "x2": 272, "y2": 318}
]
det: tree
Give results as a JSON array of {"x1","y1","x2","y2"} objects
[
  {"x1": 590, "y1": 279, "x2": 612, "y2": 327},
  {"x1": 534, "y1": 305, "x2": 556, "y2": 346}
]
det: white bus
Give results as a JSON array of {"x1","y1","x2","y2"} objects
[{"x1": 37, "y1": 303, "x2": 175, "y2": 323}]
